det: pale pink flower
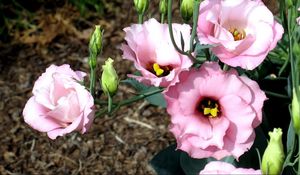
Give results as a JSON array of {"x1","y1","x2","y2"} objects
[
  {"x1": 121, "y1": 18, "x2": 192, "y2": 87},
  {"x1": 197, "y1": 0, "x2": 284, "y2": 70},
  {"x1": 297, "y1": 8, "x2": 300, "y2": 25},
  {"x1": 164, "y1": 62, "x2": 267, "y2": 160},
  {"x1": 23, "y1": 64, "x2": 94, "y2": 139},
  {"x1": 199, "y1": 161, "x2": 261, "y2": 174}
]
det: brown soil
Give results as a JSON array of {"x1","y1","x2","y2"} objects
[
  {"x1": 0, "y1": 0, "x2": 278, "y2": 174},
  {"x1": 0, "y1": 1, "x2": 173, "y2": 174}
]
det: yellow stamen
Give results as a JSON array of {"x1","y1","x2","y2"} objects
[
  {"x1": 229, "y1": 28, "x2": 246, "y2": 41},
  {"x1": 153, "y1": 63, "x2": 164, "y2": 76},
  {"x1": 202, "y1": 100, "x2": 219, "y2": 118}
]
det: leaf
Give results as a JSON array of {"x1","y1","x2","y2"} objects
[
  {"x1": 180, "y1": 152, "x2": 211, "y2": 175},
  {"x1": 237, "y1": 126, "x2": 268, "y2": 169},
  {"x1": 122, "y1": 78, "x2": 166, "y2": 108},
  {"x1": 283, "y1": 120, "x2": 296, "y2": 169},
  {"x1": 287, "y1": 119, "x2": 296, "y2": 154},
  {"x1": 140, "y1": 87, "x2": 166, "y2": 108},
  {"x1": 180, "y1": 32, "x2": 185, "y2": 51},
  {"x1": 150, "y1": 144, "x2": 184, "y2": 175},
  {"x1": 121, "y1": 78, "x2": 148, "y2": 92},
  {"x1": 180, "y1": 152, "x2": 236, "y2": 175}
]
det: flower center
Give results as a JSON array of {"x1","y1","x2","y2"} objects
[
  {"x1": 229, "y1": 28, "x2": 246, "y2": 41},
  {"x1": 198, "y1": 98, "x2": 220, "y2": 118},
  {"x1": 149, "y1": 63, "x2": 172, "y2": 77}
]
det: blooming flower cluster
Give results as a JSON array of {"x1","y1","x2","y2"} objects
[
  {"x1": 22, "y1": 0, "x2": 288, "y2": 173},
  {"x1": 120, "y1": 0, "x2": 283, "y2": 173}
]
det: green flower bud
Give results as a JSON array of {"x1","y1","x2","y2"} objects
[
  {"x1": 101, "y1": 58, "x2": 118, "y2": 96},
  {"x1": 180, "y1": 0, "x2": 194, "y2": 21},
  {"x1": 89, "y1": 25, "x2": 103, "y2": 60},
  {"x1": 134, "y1": 0, "x2": 149, "y2": 15},
  {"x1": 262, "y1": 128, "x2": 285, "y2": 175},
  {"x1": 159, "y1": 0, "x2": 167, "y2": 15},
  {"x1": 292, "y1": 87, "x2": 300, "y2": 134},
  {"x1": 285, "y1": 0, "x2": 293, "y2": 8}
]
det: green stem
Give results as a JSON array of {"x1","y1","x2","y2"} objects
[
  {"x1": 167, "y1": 0, "x2": 185, "y2": 55},
  {"x1": 167, "y1": 0, "x2": 195, "y2": 61},
  {"x1": 108, "y1": 94, "x2": 112, "y2": 113},
  {"x1": 204, "y1": 48, "x2": 211, "y2": 60},
  {"x1": 89, "y1": 66, "x2": 96, "y2": 97},
  {"x1": 265, "y1": 90, "x2": 290, "y2": 100},
  {"x1": 115, "y1": 88, "x2": 164, "y2": 111},
  {"x1": 138, "y1": 14, "x2": 144, "y2": 24},
  {"x1": 222, "y1": 64, "x2": 229, "y2": 71},
  {"x1": 189, "y1": 0, "x2": 200, "y2": 53},
  {"x1": 161, "y1": 14, "x2": 165, "y2": 23},
  {"x1": 95, "y1": 88, "x2": 164, "y2": 117},
  {"x1": 298, "y1": 134, "x2": 300, "y2": 173}
]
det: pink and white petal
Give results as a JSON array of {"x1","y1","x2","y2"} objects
[
  {"x1": 239, "y1": 76, "x2": 267, "y2": 126},
  {"x1": 23, "y1": 97, "x2": 62, "y2": 132},
  {"x1": 269, "y1": 21, "x2": 284, "y2": 50},
  {"x1": 47, "y1": 113, "x2": 84, "y2": 139},
  {"x1": 223, "y1": 132, "x2": 256, "y2": 159},
  {"x1": 209, "y1": 117, "x2": 230, "y2": 148},
  {"x1": 241, "y1": 22, "x2": 273, "y2": 56},
  {"x1": 220, "y1": 95, "x2": 256, "y2": 143}
]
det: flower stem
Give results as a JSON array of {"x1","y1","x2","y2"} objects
[
  {"x1": 167, "y1": 0, "x2": 195, "y2": 61},
  {"x1": 138, "y1": 14, "x2": 144, "y2": 24},
  {"x1": 161, "y1": 14, "x2": 165, "y2": 23},
  {"x1": 89, "y1": 62, "x2": 96, "y2": 97},
  {"x1": 264, "y1": 90, "x2": 290, "y2": 100},
  {"x1": 298, "y1": 134, "x2": 300, "y2": 173},
  {"x1": 189, "y1": 0, "x2": 200, "y2": 53},
  {"x1": 95, "y1": 88, "x2": 164, "y2": 117},
  {"x1": 114, "y1": 88, "x2": 164, "y2": 111}
]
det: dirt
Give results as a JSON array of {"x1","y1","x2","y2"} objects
[
  {"x1": 0, "y1": 1, "x2": 174, "y2": 174},
  {"x1": 0, "y1": 0, "x2": 279, "y2": 174}
]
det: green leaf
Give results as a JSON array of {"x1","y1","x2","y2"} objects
[
  {"x1": 237, "y1": 127, "x2": 268, "y2": 169},
  {"x1": 122, "y1": 78, "x2": 166, "y2": 108},
  {"x1": 150, "y1": 144, "x2": 184, "y2": 175},
  {"x1": 140, "y1": 87, "x2": 166, "y2": 108},
  {"x1": 180, "y1": 152, "x2": 210, "y2": 175},
  {"x1": 283, "y1": 120, "x2": 296, "y2": 169},
  {"x1": 287, "y1": 120, "x2": 296, "y2": 154},
  {"x1": 121, "y1": 78, "x2": 148, "y2": 92},
  {"x1": 180, "y1": 32, "x2": 185, "y2": 51},
  {"x1": 180, "y1": 152, "x2": 236, "y2": 175}
]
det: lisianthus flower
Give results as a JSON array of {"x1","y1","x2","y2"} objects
[
  {"x1": 199, "y1": 161, "x2": 261, "y2": 174},
  {"x1": 121, "y1": 18, "x2": 192, "y2": 87},
  {"x1": 23, "y1": 64, "x2": 94, "y2": 139},
  {"x1": 197, "y1": 0, "x2": 284, "y2": 70},
  {"x1": 297, "y1": 8, "x2": 300, "y2": 25},
  {"x1": 164, "y1": 62, "x2": 267, "y2": 160}
]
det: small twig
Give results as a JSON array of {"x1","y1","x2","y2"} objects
[{"x1": 124, "y1": 117, "x2": 154, "y2": 130}]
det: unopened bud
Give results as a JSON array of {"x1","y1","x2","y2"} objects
[
  {"x1": 292, "y1": 87, "x2": 300, "y2": 134},
  {"x1": 180, "y1": 0, "x2": 194, "y2": 21},
  {"x1": 101, "y1": 58, "x2": 118, "y2": 96},
  {"x1": 159, "y1": 0, "x2": 167, "y2": 15},
  {"x1": 285, "y1": 0, "x2": 293, "y2": 8},
  {"x1": 89, "y1": 25, "x2": 102, "y2": 58},
  {"x1": 262, "y1": 128, "x2": 285, "y2": 175},
  {"x1": 134, "y1": 0, "x2": 149, "y2": 15}
]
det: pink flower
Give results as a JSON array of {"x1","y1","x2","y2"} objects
[
  {"x1": 23, "y1": 64, "x2": 94, "y2": 139},
  {"x1": 197, "y1": 0, "x2": 284, "y2": 70},
  {"x1": 121, "y1": 18, "x2": 193, "y2": 87},
  {"x1": 297, "y1": 8, "x2": 300, "y2": 25},
  {"x1": 164, "y1": 62, "x2": 267, "y2": 160},
  {"x1": 199, "y1": 161, "x2": 261, "y2": 174}
]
